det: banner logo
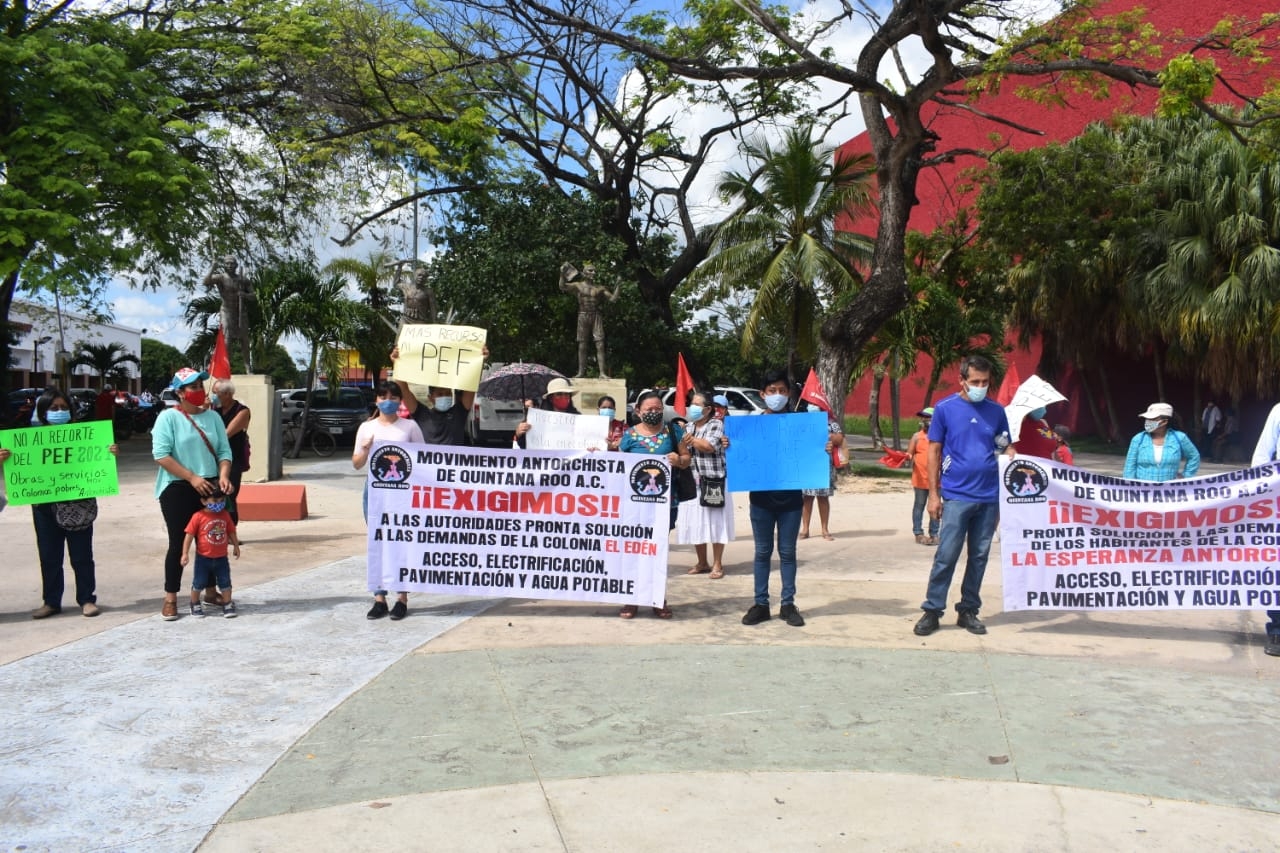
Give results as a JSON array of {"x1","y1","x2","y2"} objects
[
  {"x1": 1003, "y1": 459, "x2": 1049, "y2": 503},
  {"x1": 629, "y1": 460, "x2": 670, "y2": 502},
  {"x1": 370, "y1": 445, "x2": 413, "y2": 488}
]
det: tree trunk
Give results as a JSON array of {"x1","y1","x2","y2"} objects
[
  {"x1": 1096, "y1": 366, "x2": 1121, "y2": 443},
  {"x1": 867, "y1": 362, "x2": 886, "y2": 450},
  {"x1": 1076, "y1": 369, "x2": 1107, "y2": 444},
  {"x1": 889, "y1": 356, "x2": 902, "y2": 450},
  {"x1": 0, "y1": 269, "x2": 17, "y2": 400}
]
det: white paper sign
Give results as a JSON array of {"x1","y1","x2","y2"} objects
[
  {"x1": 524, "y1": 408, "x2": 610, "y2": 451},
  {"x1": 1005, "y1": 374, "x2": 1067, "y2": 443}
]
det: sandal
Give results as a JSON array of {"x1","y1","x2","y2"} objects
[
  {"x1": 925, "y1": 536, "x2": 939, "y2": 546},
  {"x1": 619, "y1": 605, "x2": 638, "y2": 619},
  {"x1": 652, "y1": 604, "x2": 673, "y2": 619},
  {"x1": 821, "y1": 532, "x2": 834, "y2": 541},
  {"x1": 915, "y1": 534, "x2": 927, "y2": 545},
  {"x1": 709, "y1": 567, "x2": 725, "y2": 579},
  {"x1": 686, "y1": 564, "x2": 711, "y2": 575}
]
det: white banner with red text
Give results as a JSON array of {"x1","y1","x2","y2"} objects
[
  {"x1": 366, "y1": 443, "x2": 670, "y2": 606},
  {"x1": 999, "y1": 455, "x2": 1280, "y2": 611}
]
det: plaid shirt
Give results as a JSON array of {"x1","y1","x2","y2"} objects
[{"x1": 689, "y1": 418, "x2": 726, "y2": 480}]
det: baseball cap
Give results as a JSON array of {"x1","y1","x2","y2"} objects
[
  {"x1": 170, "y1": 368, "x2": 209, "y2": 389},
  {"x1": 712, "y1": 394, "x2": 729, "y2": 407},
  {"x1": 917, "y1": 406, "x2": 934, "y2": 417}
]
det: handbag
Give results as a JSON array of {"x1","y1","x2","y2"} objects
[
  {"x1": 666, "y1": 425, "x2": 697, "y2": 503},
  {"x1": 698, "y1": 475, "x2": 726, "y2": 508},
  {"x1": 54, "y1": 498, "x2": 99, "y2": 531}
]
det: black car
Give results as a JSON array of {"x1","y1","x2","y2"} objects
[{"x1": 288, "y1": 387, "x2": 373, "y2": 441}]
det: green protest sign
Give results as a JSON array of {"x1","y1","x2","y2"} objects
[{"x1": 0, "y1": 421, "x2": 119, "y2": 506}]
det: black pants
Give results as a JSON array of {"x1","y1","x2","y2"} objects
[{"x1": 160, "y1": 481, "x2": 205, "y2": 594}]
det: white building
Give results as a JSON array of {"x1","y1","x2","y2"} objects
[{"x1": 9, "y1": 299, "x2": 143, "y2": 393}]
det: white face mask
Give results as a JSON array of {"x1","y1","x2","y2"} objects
[
  {"x1": 964, "y1": 384, "x2": 988, "y2": 403},
  {"x1": 1144, "y1": 419, "x2": 1162, "y2": 433},
  {"x1": 686, "y1": 405, "x2": 703, "y2": 421},
  {"x1": 433, "y1": 396, "x2": 453, "y2": 412},
  {"x1": 764, "y1": 394, "x2": 788, "y2": 412}
]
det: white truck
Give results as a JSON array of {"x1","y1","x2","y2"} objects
[{"x1": 468, "y1": 363, "x2": 527, "y2": 447}]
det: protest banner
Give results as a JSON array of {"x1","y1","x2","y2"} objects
[
  {"x1": 365, "y1": 443, "x2": 670, "y2": 606},
  {"x1": 0, "y1": 421, "x2": 119, "y2": 505},
  {"x1": 999, "y1": 455, "x2": 1280, "y2": 612},
  {"x1": 723, "y1": 411, "x2": 830, "y2": 492},
  {"x1": 394, "y1": 324, "x2": 487, "y2": 391},
  {"x1": 525, "y1": 408, "x2": 609, "y2": 451}
]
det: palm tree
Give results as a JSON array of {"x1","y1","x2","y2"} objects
[
  {"x1": 70, "y1": 342, "x2": 140, "y2": 388},
  {"x1": 694, "y1": 125, "x2": 875, "y2": 385},
  {"x1": 324, "y1": 249, "x2": 401, "y2": 385}
]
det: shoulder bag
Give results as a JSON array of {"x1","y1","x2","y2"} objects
[
  {"x1": 55, "y1": 498, "x2": 99, "y2": 531},
  {"x1": 666, "y1": 424, "x2": 697, "y2": 503}
]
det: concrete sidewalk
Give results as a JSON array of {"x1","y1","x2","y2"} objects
[{"x1": 1, "y1": 438, "x2": 1277, "y2": 851}]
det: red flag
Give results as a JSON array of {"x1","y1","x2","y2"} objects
[
  {"x1": 674, "y1": 353, "x2": 693, "y2": 417},
  {"x1": 800, "y1": 368, "x2": 830, "y2": 412},
  {"x1": 209, "y1": 326, "x2": 232, "y2": 380},
  {"x1": 995, "y1": 359, "x2": 1020, "y2": 406}
]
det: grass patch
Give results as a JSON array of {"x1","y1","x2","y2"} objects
[
  {"x1": 1066, "y1": 435, "x2": 1128, "y2": 456},
  {"x1": 845, "y1": 461, "x2": 912, "y2": 479}
]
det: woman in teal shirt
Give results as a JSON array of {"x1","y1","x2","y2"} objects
[{"x1": 1124, "y1": 402, "x2": 1199, "y2": 482}]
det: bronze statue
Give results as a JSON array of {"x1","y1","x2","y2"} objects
[
  {"x1": 560, "y1": 261, "x2": 620, "y2": 378},
  {"x1": 203, "y1": 256, "x2": 255, "y2": 369}
]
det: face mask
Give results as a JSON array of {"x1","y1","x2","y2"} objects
[
  {"x1": 433, "y1": 396, "x2": 453, "y2": 412},
  {"x1": 46, "y1": 409, "x2": 72, "y2": 425},
  {"x1": 764, "y1": 394, "x2": 788, "y2": 412},
  {"x1": 1030, "y1": 407, "x2": 1047, "y2": 420},
  {"x1": 964, "y1": 384, "x2": 987, "y2": 403},
  {"x1": 640, "y1": 411, "x2": 663, "y2": 426},
  {"x1": 184, "y1": 388, "x2": 207, "y2": 406},
  {"x1": 551, "y1": 395, "x2": 571, "y2": 411},
  {"x1": 206, "y1": 501, "x2": 226, "y2": 513},
  {"x1": 599, "y1": 408, "x2": 615, "y2": 419},
  {"x1": 376, "y1": 400, "x2": 400, "y2": 416},
  {"x1": 686, "y1": 405, "x2": 703, "y2": 421},
  {"x1": 1144, "y1": 419, "x2": 1162, "y2": 433}
]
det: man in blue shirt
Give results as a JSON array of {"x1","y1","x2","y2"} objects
[{"x1": 914, "y1": 355, "x2": 1011, "y2": 637}]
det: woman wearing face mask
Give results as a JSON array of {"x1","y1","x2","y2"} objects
[
  {"x1": 152, "y1": 368, "x2": 234, "y2": 621},
  {"x1": 1124, "y1": 402, "x2": 1199, "y2": 482},
  {"x1": 676, "y1": 391, "x2": 734, "y2": 577},
  {"x1": 597, "y1": 395, "x2": 626, "y2": 450},
  {"x1": 617, "y1": 390, "x2": 690, "y2": 618},
  {"x1": 513, "y1": 377, "x2": 580, "y2": 447},
  {"x1": 353, "y1": 381, "x2": 425, "y2": 620},
  {"x1": 0, "y1": 389, "x2": 118, "y2": 618}
]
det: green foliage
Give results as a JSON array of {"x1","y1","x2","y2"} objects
[
  {"x1": 420, "y1": 176, "x2": 681, "y2": 385},
  {"x1": 690, "y1": 125, "x2": 875, "y2": 380},
  {"x1": 70, "y1": 342, "x2": 140, "y2": 388},
  {"x1": 141, "y1": 338, "x2": 190, "y2": 391}
]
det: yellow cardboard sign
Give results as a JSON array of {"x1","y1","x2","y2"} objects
[{"x1": 394, "y1": 324, "x2": 487, "y2": 391}]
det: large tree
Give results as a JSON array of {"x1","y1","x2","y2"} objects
[{"x1": 507, "y1": 0, "x2": 1280, "y2": 419}]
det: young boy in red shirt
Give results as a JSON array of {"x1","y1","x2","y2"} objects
[{"x1": 180, "y1": 488, "x2": 241, "y2": 617}]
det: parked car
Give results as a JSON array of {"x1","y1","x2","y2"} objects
[
  {"x1": 466, "y1": 363, "x2": 527, "y2": 447},
  {"x1": 634, "y1": 386, "x2": 768, "y2": 423},
  {"x1": 160, "y1": 389, "x2": 180, "y2": 408},
  {"x1": 283, "y1": 387, "x2": 373, "y2": 442}
]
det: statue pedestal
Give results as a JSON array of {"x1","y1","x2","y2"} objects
[
  {"x1": 228, "y1": 373, "x2": 277, "y2": 483},
  {"x1": 568, "y1": 377, "x2": 627, "y2": 420}
]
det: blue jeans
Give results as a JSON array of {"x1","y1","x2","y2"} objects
[
  {"x1": 749, "y1": 503, "x2": 802, "y2": 607},
  {"x1": 921, "y1": 499, "x2": 998, "y2": 615},
  {"x1": 32, "y1": 503, "x2": 96, "y2": 608},
  {"x1": 911, "y1": 488, "x2": 939, "y2": 537},
  {"x1": 192, "y1": 554, "x2": 231, "y2": 591}
]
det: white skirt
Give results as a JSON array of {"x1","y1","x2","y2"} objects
[{"x1": 675, "y1": 491, "x2": 736, "y2": 544}]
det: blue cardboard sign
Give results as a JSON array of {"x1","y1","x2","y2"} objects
[{"x1": 723, "y1": 411, "x2": 831, "y2": 491}]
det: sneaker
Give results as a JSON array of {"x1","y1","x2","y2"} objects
[
  {"x1": 222, "y1": 601, "x2": 237, "y2": 619},
  {"x1": 741, "y1": 603, "x2": 771, "y2": 625},
  {"x1": 189, "y1": 601, "x2": 205, "y2": 618},
  {"x1": 913, "y1": 611, "x2": 940, "y2": 636},
  {"x1": 957, "y1": 611, "x2": 987, "y2": 635},
  {"x1": 367, "y1": 600, "x2": 389, "y2": 620},
  {"x1": 389, "y1": 600, "x2": 408, "y2": 621},
  {"x1": 779, "y1": 604, "x2": 805, "y2": 627},
  {"x1": 1266, "y1": 634, "x2": 1280, "y2": 657},
  {"x1": 32, "y1": 604, "x2": 61, "y2": 620},
  {"x1": 81, "y1": 602, "x2": 100, "y2": 617}
]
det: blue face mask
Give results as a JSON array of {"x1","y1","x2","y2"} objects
[
  {"x1": 686, "y1": 405, "x2": 703, "y2": 421},
  {"x1": 764, "y1": 394, "x2": 789, "y2": 412},
  {"x1": 376, "y1": 399, "x2": 400, "y2": 416},
  {"x1": 598, "y1": 408, "x2": 615, "y2": 419},
  {"x1": 45, "y1": 409, "x2": 72, "y2": 425},
  {"x1": 1029, "y1": 407, "x2": 1047, "y2": 420},
  {"x1": 433, "y1": 396, "x2": 453, "y2": 412},
  {"x1": 206, "y1": 501, "x2": 226, "y2": 513},
  {"x1": 964, "y1": 384, "x2": 988, "y2": 403}
]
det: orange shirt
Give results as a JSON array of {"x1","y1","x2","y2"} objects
[{"x1": 909, "y1": 428, "x2": 931, "y2": 489}]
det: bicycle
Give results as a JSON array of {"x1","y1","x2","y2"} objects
[{"x1": 281, "y1": 412, "x2": 337, "y2": 457}]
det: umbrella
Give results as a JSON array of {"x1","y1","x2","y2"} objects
[{"x1": 477, "y1": 362, "x2": 565, "y2": 401}]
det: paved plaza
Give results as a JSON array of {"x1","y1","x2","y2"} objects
[{"x1": 1, "y1": 437, "x2": 1277, "y2": 852}]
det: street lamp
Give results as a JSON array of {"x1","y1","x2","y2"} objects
[{"x1": 33, "y1": 335, "x2": 53, "y2": 383}]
